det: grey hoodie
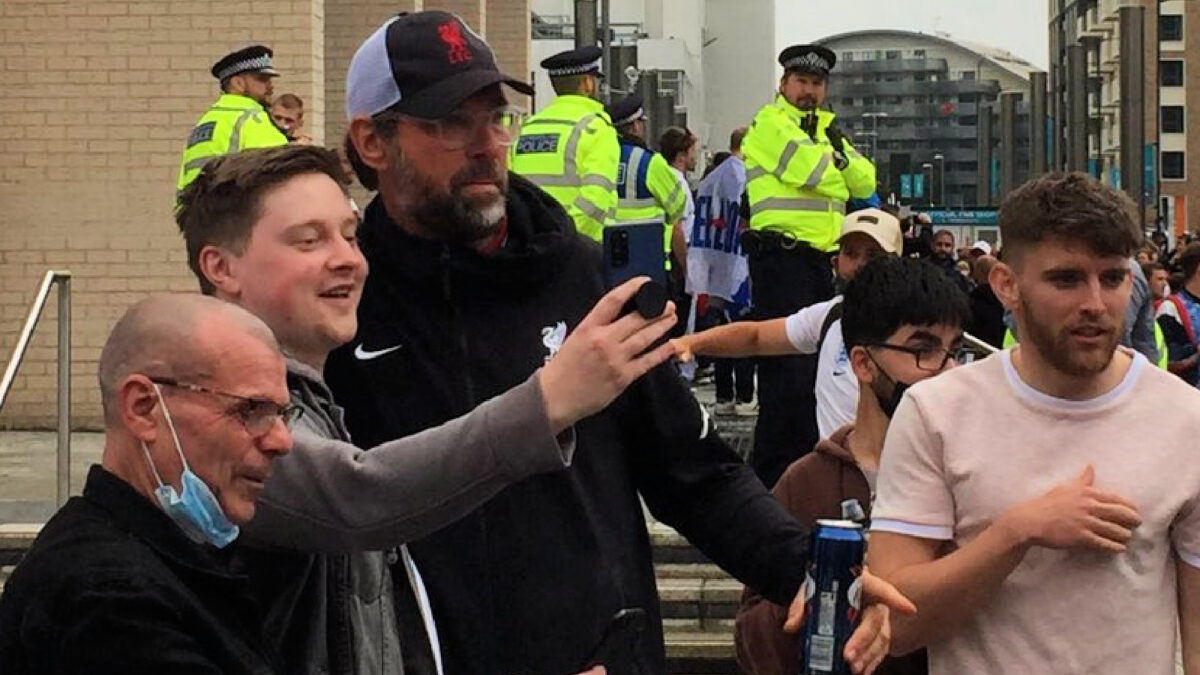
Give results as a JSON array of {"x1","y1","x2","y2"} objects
[{"x1": 237, "y1": 358, "x2": 575, "y2": 674}]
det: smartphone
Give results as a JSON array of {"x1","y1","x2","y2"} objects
[
  {"x1": 602, "y1": 222, "x2": 667, "y2": 290},
  {"x1": 577, "y1": 608, "x2": 648, "y2": 673}
]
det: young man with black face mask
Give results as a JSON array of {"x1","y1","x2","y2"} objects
[
  {"x1": 735, "y1": 255, "x2": 970, "y2": 675},
  {"x1": 673, "y1": 208, "x2": 908, "y2": 450}
]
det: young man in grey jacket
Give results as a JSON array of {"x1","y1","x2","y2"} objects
[{"x1": 174, "y1": 144, "x2": 677, "y2": 674}]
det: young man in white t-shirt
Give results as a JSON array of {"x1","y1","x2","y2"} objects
[
  {"x1": 870, "y1": 172, "x2": 1200, "y2": 675},
  {"x1": 672, "y1": 208, "x2": 904, "y2": 439}
]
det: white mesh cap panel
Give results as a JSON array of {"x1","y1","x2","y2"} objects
[{"x1": 345, "y1": 16, "x2": 401, "y2": 120}]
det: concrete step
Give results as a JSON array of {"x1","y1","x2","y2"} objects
[
  {"x1": 650, "y1": 520, "x2": 716, "y2": 565},
  {"x1": 653, "y1": 520, "x2": 743, "y2": 675},
  {"x1": 664, "y1": 630, "x2": 739, "y2": 675}
]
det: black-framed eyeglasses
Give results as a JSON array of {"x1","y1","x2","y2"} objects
[
  {"x1": 401, "y1": 105, "x2": 526, "y2": 150},
  {"x1": 147, "y1": 376, "x2": 302, "y2": 437},
  {"x1": 866, "y1": 339, "x2": 963, "y2": 373}
]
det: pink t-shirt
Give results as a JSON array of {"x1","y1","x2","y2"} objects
[{"x1": 872, "y1": 347, "x2": 1200, "y2": 675}]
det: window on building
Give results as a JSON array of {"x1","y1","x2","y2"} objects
[
  {"x1": 1161, "y1": 60, "x2": 1185, "y2": 86},
  {"x1": 913, "y1": 49, "x2": 926, "y2": 58},
  {"x1": 958, "y1": 93, "x2": 977, "y2": 103},
  {"x1": 886, "y1": 50, "x2": 901, "y2": 60},
  {"x1": 888, "y1": 96, "x2": 903, "y2": 105},
  {"x1": 915, "y1": 73, "x2": 927, "y2": 81},
  {"x1": 1162, "y1": 106, "x2": 1185, "y2": 133},
  {"x1": 1163, "y1": 151, "x2": 1186, "y2": 179},
  {"x1": 842, "y1": 51, "x2": 855, "y2": 62},
  {"x1": 864, "y1": 96, "x2": 876, "y2": 105},
  {"x1": 1160, "y1": 15, "x2": 1183, "y2": 42},
  {"x1": 961, "y1": 71, "x2": 977, "y2": 81}
]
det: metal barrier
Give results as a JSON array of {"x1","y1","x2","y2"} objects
[
  {"x1": 961, "y1": 331, "x2": 1001, "y2": 363},
  {"x1": 0, "y1": 271, "x2": 72, "y2": 506}
]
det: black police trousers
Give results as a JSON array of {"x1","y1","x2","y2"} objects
[{"x1": 744, "y1": 231, "x2": 835, "y2": 488}]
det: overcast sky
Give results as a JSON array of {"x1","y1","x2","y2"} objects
[{"x1": 775, "y1": 0, "x2": 1050, "y2": 70}]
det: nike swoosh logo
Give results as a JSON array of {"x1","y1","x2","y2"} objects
[{"x1": 354, "y1": 344, "x2": 402, "y2": 360}]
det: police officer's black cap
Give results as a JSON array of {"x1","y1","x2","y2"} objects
[
  {"x1": 778, "y1": 44, "x2": 836, "y2": 77},
  {"x1": 605, "y1": 94, "x2": 645, "y2": 126},
  {"x1": 345, "y1": 11, "x2": 534, "y2": 120},
  {"x1": 211, "y1": 45, "x2": 279, "y2": 81},
  {"x1": 540, "y1": 45, "x2": 604, "y2": 78}
]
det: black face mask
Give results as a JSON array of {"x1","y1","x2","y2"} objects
[
  {"x1": 874, "y1": 378, "x2": 911, "y2": 418},
  {"x1": 869, "y1": 359, "x2": 912, "y2": 418}
]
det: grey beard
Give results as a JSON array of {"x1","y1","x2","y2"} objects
[
  {"x1": 389, "y1": 146, "x2": 507, "y2": 245},
  {"x1": 408, "y1": 190, "x2": 506, "y2": 245}
]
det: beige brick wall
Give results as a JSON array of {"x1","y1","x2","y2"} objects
[
  {"x1": 3, "y1": 0, "x2": 530, "y2": 427},
  {"x1": 2, "y1": 1, "x2": 531, "y2": 430},
  {"x1": 322, "y1": 1, "x2": 420, "y2": 154},
  {"x1": 0, "y1": 0, "x2": 326, "y2": 429},
  {"x1": 486, "y1": 0, "x2": 531, "y2": 110}
]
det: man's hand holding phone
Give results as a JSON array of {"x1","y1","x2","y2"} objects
[{"x1": 539, "y1": 277, "x2": 677, "y2": 433}]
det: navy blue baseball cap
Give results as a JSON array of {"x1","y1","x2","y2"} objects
[{"x1": 345, "y1": 11, "x2": 533, "y2": 120}]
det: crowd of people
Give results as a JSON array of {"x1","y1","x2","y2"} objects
[{"x1": 1, "y1": 8, "x2": 1199, "y2": 675}]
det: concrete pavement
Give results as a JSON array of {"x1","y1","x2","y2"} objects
[{"x1": 0, "y1": 431, "x2": 103, "y2": 523}]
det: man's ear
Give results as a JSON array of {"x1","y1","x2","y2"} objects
[
  {"x1": 848, "y1": 344, "x2": 876, "y2": 384},
  {"x1": 119, "y1": 375, "x2": 161, "y2": 444},
  {"x1": 227, "y1": 74, "x2": 246, "y2": 95},
  {"x1": 197, "y1": 244, "x2": 241, "y2": 298},
  {"x1": 348, "y1": 117, "x2": 390, "y2": 173},
  {"x1": 990, "y1": 261, "x2": 1019, "y2": 311}
]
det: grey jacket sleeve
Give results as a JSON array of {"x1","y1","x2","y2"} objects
[{"x1": 241, "y1": 375, "x2": 575, "y2": 552}]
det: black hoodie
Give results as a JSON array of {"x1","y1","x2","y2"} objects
[{"x1": 325, "y1": 174, "x2": 807, "y2": 675}]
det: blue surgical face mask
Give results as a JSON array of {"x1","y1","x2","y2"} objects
[{"x1": 140, "y1": 384, "x2": 240, "y2": 548}]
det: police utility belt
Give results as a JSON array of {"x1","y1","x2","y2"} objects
[{"x1": 740, "y1": 229, "x2": 828, "y2": 260}]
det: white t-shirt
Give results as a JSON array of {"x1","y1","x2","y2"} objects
[
  {"x1": 872, "y1": 348, "x2": 1200, "y2": 675},
  {"x1": 783, "y1": 297, "x2": 857, "y2": 438},
  {"x1": 672, "y1": 167, "x2": 695, "y2": 239}
]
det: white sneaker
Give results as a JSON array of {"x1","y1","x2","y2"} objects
[
  {"x1": 713, "y1": 401, "x2": 736, "y2": 415},
  {"x1": 734, "y1": 401, "x2": 758, "y2": 416}
]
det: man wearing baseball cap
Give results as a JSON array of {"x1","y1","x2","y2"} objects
[
  {"x1": 674, "y1": 207, "x2": 907, "y2": 438},
  {"x1": 175, "y1": 45, "x2": 288, "y2": 195},
  {"x1": 333, "y1": 11, "x2": 908, "y2": 675}
]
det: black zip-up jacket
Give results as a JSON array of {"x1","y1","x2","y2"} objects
[
  {"x1": 325, "y1": 174, "x2": 808, "y2": 675},
  {"x1": 0, "y1": 466, "x2": 279, "y2": 674}
]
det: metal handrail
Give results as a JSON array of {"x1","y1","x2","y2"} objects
[{"x1": 0, "y1": 271, "x2": 72, "y2": 506}]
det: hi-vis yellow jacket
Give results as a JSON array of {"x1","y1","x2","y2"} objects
[
  {"x1": 742, "y1": 95, "x2": 876, "y2": 252},
  {"x1": 176, "y1": 93, "x2": 288, "y2": 195},
  {"x1": 509, "y1": 95, "x2": 619, "y2": 242}
]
